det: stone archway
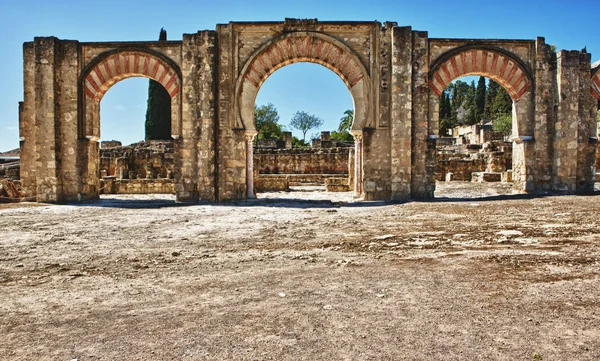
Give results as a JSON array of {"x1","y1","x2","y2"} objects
[
  {"x1": 19, "y1": 21, "x2": 598, "y2": 203},
  {"x1": 235, "y1": 32, "x2": 371, "y2": 197},
  {"x1": 81, "y1": 49, "x2": 182, "y2": 140},
  {"x1": 429, "y1": 47, "x2": 532, "y2": 100},
  {"x1": 428, "y1": 46, "x2": 535, "y2": 192},
  {"x1": 78, "y1": 49, "x2": 182, "y2": 199}
]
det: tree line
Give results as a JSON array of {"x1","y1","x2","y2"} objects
[
  {"x1": 439, "y1": 77, "x2": 513, "y2": 137},
  {"x1": 253, "y1": 103, "x2": 354, "y2": 147}
]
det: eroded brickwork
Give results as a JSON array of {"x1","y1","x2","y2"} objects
[{"x1": 254, "y1": 148, "x2": 349, "y2": 175}]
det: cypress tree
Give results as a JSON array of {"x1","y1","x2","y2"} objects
[
  {"x1": 450, "y1": 83, "x2": 459, "y2": 125},
  {"x1": 145, "y1": 28, "x2": 171, "y2": 140},
  {"x1": 484, "y1": 79, "x2": 500, "y2": 120},
  {"x1": 491, "y1": 86, "x2": 512, "y2": 117},
  {"x1": 439, "y1": 92, "x2": 447, "y2": 120},
  {"x1": 465, "y1": 81, "x2": 478, "y2": 125},
  {"x1": 475, "y1": 76, "x2": 486, "y2": 121},
  {"x1": 439, "y1": 91, "x2": 448, "y2": 135}
]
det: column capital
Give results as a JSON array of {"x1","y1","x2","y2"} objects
[{"x1": 245, "y1": 132, "x2": 258, "y2": 141}]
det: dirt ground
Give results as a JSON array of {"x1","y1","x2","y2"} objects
[{"x1": 1, "y1": 182, "x2": 599, "y2": 360}]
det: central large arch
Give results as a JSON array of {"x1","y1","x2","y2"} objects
[
  {"x1": 236, "y1": 32, "x2": 371, "y2": 132},
  {"x1": 235, "y1": 32, "x2": 372, "y2": 197}
]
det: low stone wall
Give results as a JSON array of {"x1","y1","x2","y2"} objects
[
  {"x1": 254, "y1": 148, "x2": 350, "y2": 175},
  {"x1": 99, "y1": 178, "x2": 175, "y2": 194},
  {"x1": 436, "y1": 142, "x2": 512, "y2": 181},
  {"x1": 325, "y1": 177, "x2": 351, "y2": 192},
  {"x1": 255, "y1": 174, "x2": 348, "y2": 192},
  {"x1": 0, "y1": 161, "x2": 20, "y2": 181},
  {"x1": 471, "y1": 172, "x2": 502, "y2": 182},
  {"x1": 255, "y1": 175, "x2": 289, "y2": 192},
  {"x1": 100, "y1": 141, "x2": 175, "y2": 179},
  {"x1": 437, "y1": 158, "x2": 486, "y2": 181}
]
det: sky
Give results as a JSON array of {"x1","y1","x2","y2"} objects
[{"x1": 0, "y1": 0, "x2": 598, "y2": 151}]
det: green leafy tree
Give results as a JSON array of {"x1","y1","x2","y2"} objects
[
  {"x1": 292, "y1": 136, "x2": 309, "y2": 148},
  {"x1": 331, "y1": 109, "x2": 354, "y2": 142},
  {"x1": 254, "y1": 103, "x2": 283, "y2": 140},
  {"x1": 491, "y1": 86, "x2": 512, "y2": 117},
  {"x1": 289, "y1": 111, "x2": 324, "y2": 142},
  {"x1": 450, "y1": 80, "x2": 472, "y2": 125},
  {"x1": 331, "y1": 130, "x2": 354, "y2": 142},
  {"x1": 145, "y1": 28, "x2": 171, "y2": 140},
  {"x1": 493, "y1": 114, "x2": 512, "y2": 140},
  {"x1": 339, "y1": 109, "x2": 354, "y2": 132}
]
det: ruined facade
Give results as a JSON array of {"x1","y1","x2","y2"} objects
[{"x1": 19, "y1": 19, "x2": 598, "y2": 202}]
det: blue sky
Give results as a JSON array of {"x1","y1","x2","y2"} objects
[{"x1": 0, "y1": 0, "x2": 598, "y2": 151}]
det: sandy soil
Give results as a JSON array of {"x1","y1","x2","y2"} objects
[{"x1": 1, "y1": 182, "x2": 599, "y2": 360}]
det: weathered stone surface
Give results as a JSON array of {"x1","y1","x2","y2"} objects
[
  {"x1": 19, "y1": 20, "x2": 599, "y2": 203},
  {"x1": 100, "y1": 179, "x2": 174, "y2": 194},
  {"x1": 254, "y1": 175, "x2": 289, "y2": 192},
  {"x1": 325, "y1": 177, "x2": 350, "y2": 192},
  {"x1": 254, "y1": 148, "x2": 349, "y2": 175},
  {"x1": 100, "y1": 141, "x2": 175, "y2": 180},
  {"x1": 0, "y1": 179, "x2": 20, "y2": 199},
  {"x1": 472, "y1": 172, "x2": 502, "y2": 183}
]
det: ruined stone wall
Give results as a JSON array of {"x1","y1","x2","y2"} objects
[
  {"x1": 216, "y1": 23, "x2": 247, "y2": 201},
  {"x1": 596, "y1": 142, "x2": 600, "y2": 170},
  {"x1": 99, "y1": 141, "x2": 174, "y2": 180},
  {"x1": 20, "y1": 38, "x2": 81, "y2": 202},
  {"x1": 254, "y1": 148, "x2": 349, "y2": 175},
  {"x1": 554, "y1": 50, "x2": 596, "y2": 192},
  {"x1": 436, "y1": 142, "x2": 512, "y2": 181},
  {"x1": 99, "y1": 179, "x2": 174, "y2": 194},
  {"x1": 19, "y1": 20, "x2": 599, "y2": 203},
  {"x1": 360, "y1": 23, "x2": 396, "y2": 201},
  {"x1": 177, "y1": 31, "x2": 217, "y2": 202}
]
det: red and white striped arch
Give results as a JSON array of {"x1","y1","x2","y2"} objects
[
  {"x1": 84, "y1": 51, "x2": 180, "y2": 101},
  {"x1": 243, "y1": 34, "x2": 366, "y2": 90},
  {"x1": 237, "y1": 32, "x2": 370, "y2": 132},
  {"x1": 591, "y1": 69, "x2": 600, "y2": 100},
  {"x1": 429, "y1": 49, "x2": 531, "y2": 100}
]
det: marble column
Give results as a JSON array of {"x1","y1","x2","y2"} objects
[
  {"x1": 245, "y1": 133, "x2": 256, "y2": 199},
  {"x1": 353, "y1": 134, "x2": 363, "y2": 197}
]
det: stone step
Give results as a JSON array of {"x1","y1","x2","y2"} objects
[{"x1": 471, "y1": 172, "x2": 502, "y2": 183}]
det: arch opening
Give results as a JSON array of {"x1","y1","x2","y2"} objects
[
  {"x1": 248, "y1": 61, "x2": 359, "y2": 201},
  {"x1": 92, "y1": 76, "x2": 176, "y2": 198},
  {"x1": 432, "y1": 75, "x2": 528, "y2": 198},
  {"x1": 237, "y1": 33, "x2": 372, "y2": 200},
  {"x1": 80, "y1": 49, "x2": 183, "y2": 200}
]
